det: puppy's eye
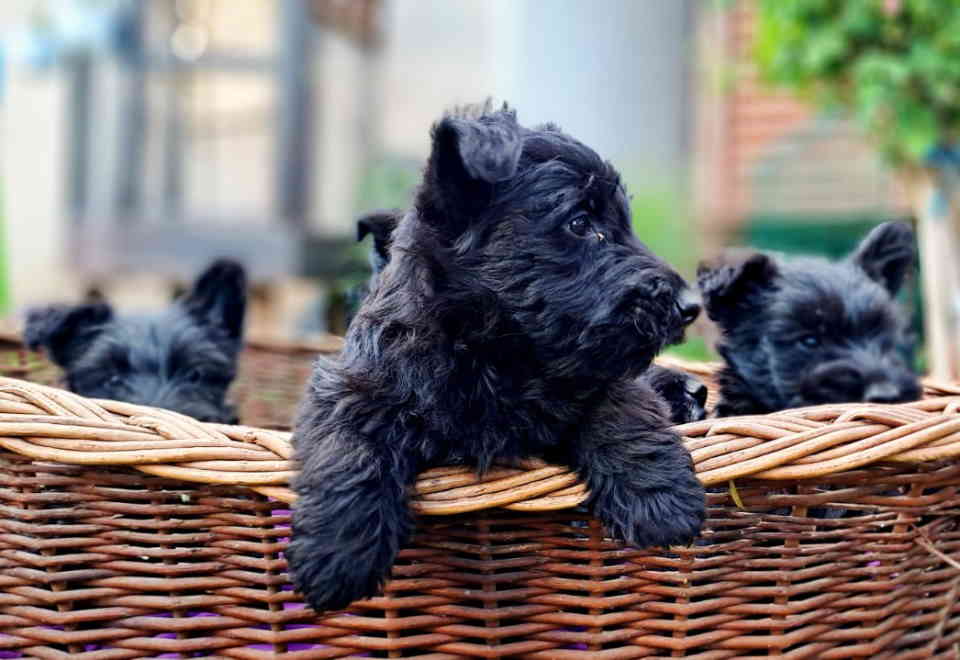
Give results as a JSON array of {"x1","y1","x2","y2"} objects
[
  {"x1": 185, "y1": 367, "x2": 204, "y2": 384},
  {"x1": 800, "y1": 335, "x2": 820, "y2": 348},
  {"x1": 568, "y1": 216, "x2": 590, "y2": 237}
]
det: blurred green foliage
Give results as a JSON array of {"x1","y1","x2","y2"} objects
[
  {"x1": 353, "y1": 157, "x2": 420, "y2": 215},
  {"x1": 754, "y1": 0, "x2": 960, "y2": 165}
]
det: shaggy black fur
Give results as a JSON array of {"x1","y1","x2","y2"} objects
[
  {"x1": 25, "y1": 259, "x2": 247, "y2": 423},
  {"x1": 348, "y1": 207, "x2": 707, "y2": 424},
  {"x1": 699, "y1": 221, "x2": 921, "y2": 416},
  {"x1": 288, "y1": 103, "x2": 706, "y2": 612}
]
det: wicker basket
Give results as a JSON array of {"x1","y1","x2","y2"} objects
[{"x1": 0, "y1": 335, "x2": 959, "y2": 658}]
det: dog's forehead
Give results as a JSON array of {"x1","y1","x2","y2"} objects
[
  {"x1": 91, "y1": 312, "x2": 227, "y2": 366},
  {"x1": 778, "y1": 260, "x2": 896, "y2": 330},
  {"x1": 522, "y1": 130, "x2": 621, "y2": 190},
  {"x1": 518, "y1": 130, "x2": 628, "y2": 225}
]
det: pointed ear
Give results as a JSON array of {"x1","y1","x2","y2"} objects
[
  {"x1": 697, "y1": 252, "x2": 779, "y2": 327},
  {"x1": 356, "y1": 209, "x2": 400, "y2": 263},
  {"x1": 424, "y1": 105, "x2": 522, "y2": 229},
  {"x1": 849, "y1": 221, "x2": 915, "y2": 295},
  {"x1": 24, "y1": 303, "x2": 113, "y2": 367},
  {"x1": 179, "y1": 259, "x2": 247, "y2": 342}
]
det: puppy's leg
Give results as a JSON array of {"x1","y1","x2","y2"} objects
[
  {"x1": 571, "y1": 379, "x2": 705, "y2": 548},
  {"x1": 289, "y1": 433, "x2": 416, "y2": 612}
]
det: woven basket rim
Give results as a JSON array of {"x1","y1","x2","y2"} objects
[{"x1": 0, "y1": 356, "x2": 959, "y2": 514}]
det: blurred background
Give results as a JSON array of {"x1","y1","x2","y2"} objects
[{"x1": 0, "y1": 1, "x2": 955, "y2": 372}]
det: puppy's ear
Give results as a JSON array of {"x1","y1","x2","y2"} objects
[
  {"x1": 24, "y1": 303, "x2": 113, "y2": 367},
  {"x1": 180, "y1": 259, "x2": 247, "y2": 342},
  {"x1": 850, "y1": 221, "x2": 915, "y2": 295},
  {"x1": 356, "y1": 209, "x2": 400, "y2": 263},
  {"x1": 697, "y1": 252, "x2": 778, "y2": 327},
  {"x1": 424, "y1": 104, "x2": 522, "y2": 230}
]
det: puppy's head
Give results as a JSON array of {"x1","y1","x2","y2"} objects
[
  {"x1": 699, "y1": 222, "x2": 920, "y2": 410},
  {"x1": 26, "y1": 259, "x2": 247, "y2": 423},
  {"x1": 383, "y1": 102, "x2": 698, "y2": 380}
]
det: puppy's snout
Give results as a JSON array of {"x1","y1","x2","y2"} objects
[
  {"x1": 863, "y1": 382, "x2": 907, "y2": 404},
  {"x1": 676, "y1": 289, "x2": 702, "y2": 327}
]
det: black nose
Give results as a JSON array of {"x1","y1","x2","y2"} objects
[
  {"x1": 863, "y1": 382, "x2": 905, "y2": 404},
  {"x1": 676, "y1": 290, "x2": 702, "y2": 327}
]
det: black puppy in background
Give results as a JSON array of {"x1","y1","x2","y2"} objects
[
  {"x1": 25, "y1": 259, "x2": 247, "y2": 423},
  {"x1": 698, "y1": 221, "x2": 921, "y2": 416}
]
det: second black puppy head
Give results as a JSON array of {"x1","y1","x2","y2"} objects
[
  {"x1": 25, "y1": 260, "x2": 247, "y2": 423},
  {"x1": 388, "y1": 104, "x2": 700, "y2": 379},
  {"x1": 699, "y1": 222, "x2": 921, "y2": 415}
]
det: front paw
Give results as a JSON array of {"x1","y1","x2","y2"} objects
[
  {"x1": 592, "y1": 475, "x2": 705, "y2": 548},
  {"x1": 288, "y1": 491, "x2": 405, "y2": 612},
  {"x1": 286, "y1": 529, "x2": 384, "y2": 612}
]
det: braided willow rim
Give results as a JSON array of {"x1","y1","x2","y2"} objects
[
  {"x1": 1, "y1": 374, "x2": 959, "y2": 514},
  {"x1": 0, "y1": 323, "x2": 345, "y2": 431}
]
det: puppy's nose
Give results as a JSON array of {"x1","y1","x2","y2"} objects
[
  {"x1": 676, "y1": 290, "x2": 702, "y2": 327},
  {"x1": 864, "y1": 382, "x2": 904, "y2": 404}
]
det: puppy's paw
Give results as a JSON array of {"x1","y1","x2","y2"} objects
[
  {"x1": 286, "y1": 530, "x2": 386, "y2": 612},
  {"x1": 592, "y1": 473, "x2": 706, "y2": 549},
  {"x1": 645, "y1": 366, "x2": 708, "y2": 424}
]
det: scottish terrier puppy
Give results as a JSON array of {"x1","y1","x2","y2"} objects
[
  {"x1": 25, "y1": 259, "x2": 247, "y2": 423},
  {"x1": 348, "y1": 208, "x2": 708, "y2": 423},
  {"x1": 698, "y1": 221, "x2": 921, "y2": 417},
  {"x1": 288, "y1": 103, "x2": 706, "y2": 612}
]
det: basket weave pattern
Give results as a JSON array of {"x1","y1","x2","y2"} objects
[{"x1": 0, "y1": 372, "x2": 959, "y2": 657}]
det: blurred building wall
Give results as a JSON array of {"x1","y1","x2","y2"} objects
[
  {"x1": 2, "y1": 0, "x2": 697, "y2": 313},
  {"x1": 379, "y1": 0, "x2": 695, "y2": 191},
  {"x1": 1, "y1": 0, "x2": 79, "y2": 307},
  {"x1": 693, "y1": 1, "x2": 909, "y2": 251}
]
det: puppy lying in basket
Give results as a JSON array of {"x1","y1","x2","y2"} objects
[
  {"x1": 698, "y1": 221, "x2": 922, "y2": 417},
  {"x1": 288, "y1": 102, "x2": 707, "y2": 612},
  {"x1": 24, "y1": 259, "x2": 247, "y2": 424}
]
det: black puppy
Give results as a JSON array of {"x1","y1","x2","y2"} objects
[
  {"x1": 288, "y1": 103, "x2": 706, "y2": 612},
  {"x1": 698, "y1": 221, "x2": 921, "y2": 416},
  {"x1": 25, "y1": 259, "x2": 247, "y2": 423},
  {"x1": 350, "y1": 208, "x2": 708, "y2": 423}
]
